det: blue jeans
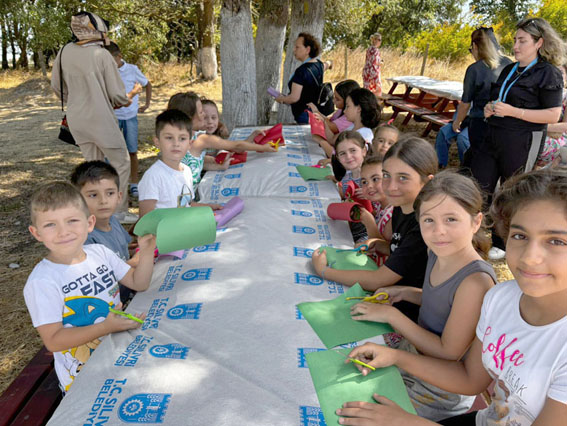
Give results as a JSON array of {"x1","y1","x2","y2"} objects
[
  {"x1": 435, "y1": 123, "x2": 470, "y2": 167},
  {"x1": 118, "y1": 116, "x2": 139, "y2": 153}
]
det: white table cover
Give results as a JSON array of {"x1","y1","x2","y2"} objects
[{"x1": 388, "y1": 75, "x2": 463, "y2": 101}]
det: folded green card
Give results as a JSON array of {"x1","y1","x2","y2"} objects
[
  {"x1": 306, "y1": 348, "x2": 416, "y2": 425},
  {"x1": 297, "y1": 284, "x2": 393, "y2": 349},
  {"x1": 296, "y1": 165, "x2": 332, "y2": 181},
  {"x1": 133, "y1": 207, "x2": 216, "y2": 253},
  {"x1": 319, "y1": 247, "x2": 378, "y2": 271}
]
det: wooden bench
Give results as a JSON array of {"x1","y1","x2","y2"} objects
[
  {"x1": 420, "y1": 113, "x2": 453, "y2": 137},
  {"x1": 0, "y1": 347, "x2": 62, "y2": 426}
]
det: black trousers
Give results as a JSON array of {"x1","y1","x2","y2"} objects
[
  {"x1": 471, "y1": 125, "x2": 545, "y2": 249},
  {"x1": 462, "y1": 117, "x2": 489, "y2": 169}
]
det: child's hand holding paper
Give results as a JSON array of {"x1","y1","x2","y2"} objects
[
  {"x1": 337, "y1": 395, "x2": 419, "y2": 426},
  {"x1": 346, "y1": 343, "x2": 396, "y2": 376}
]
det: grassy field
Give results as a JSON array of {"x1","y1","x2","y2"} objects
[{"x1": 0, "y1": 46, "x2": 511, "y2": 394}]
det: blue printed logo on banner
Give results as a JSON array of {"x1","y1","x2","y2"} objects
[
  {"x1": 142, "y1": 298, "x2": 169, "y2": 330},
  {"x1": 297, "y1": 348, "x2": 325, "y2": 368},
  {"x1": 293, "y1": 247, "x2": 314, "y2": 258},
  {"x1": 167, "y1": 303, "x2": 203, "y2": 320},
  {"x1": 288, "y1": 162, "x2": 300, "y2": 167},
  {"x1": 291, "y1": 210, "x2": 313, "y2": 217},
  {"x1": 294, "y1": 272, "x2": 324, "y2": 286},
  {"x1": 86, "y1": 378, "x2": 127, "y2": 423},
  {"x1": 118, "y1": 393, "x2": 171, "y2": 423},
  {"x1": 149, "y1": 343, "x2": 190, "y2": 359},
  {"x1": 291, "y1": 199, "x2": 310, "y2": 204},
  {"x1": 288, "y1": 172, "x2": 301, "y2": 178},
  {"x1": 221, "y1": 187, "x2": 239, "y2": 196},
  {"x1": 224, "y1": 173, "x2": 241, "y2": 179},
  {"x1": 287, "y1": 147, "x2": 309, "y2": 154},
  {"x1": 115, "y1": 335, "x2": 154, "y2": 367},
  {"x1": 293, "y1": 226, "x2": 316, "y2": 235},
  {"x1": 317, "y1": 224, "x2": 332, "y2": 241},
  {"x1": 299, "y1": 406, "x2": 327, "y2": 426},
  {"x1": 327, "y1": 280, "x2": 345, "y2": 295},
  {"x1": 313, "y1": 209, "x2": 327, "y2": 223},
  {"x1": 193, "y1": 243, "x2": 220, "y2": 253},
  {"x1": 311, "y1": 200, "x2": 323, "y2": 208},
  {"x1": 159, "y1": 265, "x2": 183, "y2": 292},
  {"x1": 295, "y1": 307, "x2": 305, "y2": 320},
  {"x1": 181, "y1": 268, "x2": 212, "y2": 281},
  {"x1": 229, "y1": 164, "x2": 244, "y2": 169},
  {"x1": 287, "y1": 154, "x2": 302, "y2": 159}
]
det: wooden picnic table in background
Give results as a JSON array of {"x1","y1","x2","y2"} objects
[{"x1": 383, "y1": 76, "x2": 463, "y2": 137}]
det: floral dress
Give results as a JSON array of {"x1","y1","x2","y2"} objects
[{"x1": 362, "y1": 46, "x2": 382, "y2": 95}]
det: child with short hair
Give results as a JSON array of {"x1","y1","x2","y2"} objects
[
  {"x1": 138, "y1": 109, "x2": 220, "y2": 217},
  {"x1": 373, "y1": 124, "x2": 400, "y2": 157},
  {"x1": 351, "y1": 171, "x2": 496, "y2": 420},
  {"x1": 167, "y1": 92, "x2": 275, "y2": 195},
  {"x1": 24, "y1": 181, "x2": 155, "y2": 392},
  {"x1": 105, "y1": 42, "x2": 152, "y2": 198},
  {"x1": 339, "y1": 168, "x2": 567, "y2": 426},
  {"x1": 71, "y1": 160, "x2": 137, "y2": 303}
]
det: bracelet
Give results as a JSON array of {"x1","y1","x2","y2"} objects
[
  {"x1": 321, "y1": 266, "x2": 327, "y2": 281},
  {"x1": 519, "y1": 109, "x2": 526, "y2": 120}
]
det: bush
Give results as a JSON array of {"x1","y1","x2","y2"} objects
[{"x1": 411, "y1": 23, "x2": 476, "y2": 62}]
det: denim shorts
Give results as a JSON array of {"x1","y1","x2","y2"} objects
[{"x1": 118, "y1": 116, "x2": 139, "y2": 153}]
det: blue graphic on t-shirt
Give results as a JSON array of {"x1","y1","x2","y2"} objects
[
  {"x1": 291, "y1": 199, "x2": 310, "y2": 204},
  {"x1": 289, "y1": 185, "x2": 307, "y2": 193},
  {"x1": 294, "y1": 273, "x2": 324, "y2": 286},
  {"x1": 299, "y1": 406, "x2": 327, "y2": 426},
  {"x1": 291, "y1": 210, "x2": 313, "y2": 217},
  {"x1": 221, "y1": 188, "x2": 239, "y2": 196},
  {"x1": 63, "y1": 297, "x2": 109, "y2": 327},
  {"x1": 288, "y1": 172, "x2": 301, "y2": 178},
  {"x1": 181, "y1": 268, "x2": 212, "y2": 281},
  {"x1": 149, "y1": 344, "x2": 189, "y2": 359},
  {"x1": 297, "y1": 348, "x2": 325, "y2": 368},
  {"x1": 118, "y1": 393, "x2": 171, "y2": 423},
  {"x1": 167, "y1": 303, "x2": 203, "y2": 320},
  {"x1": 293, "y1": 247, "x2": 314, "y2": 258},
  {"x1": 193, "y1": 243, "x2": 220, "y2": 253},
  {"x1": 293, "y1": 226, "x2": 316, "y2": 235},
  {"x1": 224, "y1": 173, "x2": 241, "y2": 179}
]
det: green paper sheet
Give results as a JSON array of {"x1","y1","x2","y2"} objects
[
  {"x1": 319, "y1": 247, "x2": 378, "y2": 271},
  {"x1": 297, "y1": 284, "x2": 393, "y2": 349},
  {"x1": 306, "y1": 348, "x2": 416, "y2": 425},
  {"x1": 133, "y1": 207, "x2": 216, "y2": 253},
  {"x1": 296, "y1": 165, "x2": 332, "y2": 181}
]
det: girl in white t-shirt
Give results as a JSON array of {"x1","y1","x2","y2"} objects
[{"x1": 337, "y1": 168, "x2": 567, "y2": 426}]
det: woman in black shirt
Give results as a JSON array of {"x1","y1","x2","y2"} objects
[
  {"x1": 276, "y1": 32, "x2": 324, "y2": 124},
  {"x1": 471, "y1": 18, "x2": 565, "y2": 258}
]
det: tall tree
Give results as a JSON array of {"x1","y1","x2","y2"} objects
[
  {"x1": 220, "y1": 0, "x2": 257, "y2": 130},
  {"x1": 471, "y1": 0, "x2": 540, "y2": 23},
  {"x1": 1, "y1": 18, "x2": 8, "y2": 70},
  {"x1": 255, "y1": 0, "x2": 289, "y2": 125},
  {"x1": 277, "y1": 0, "x2": 325, "y2": 124},
  {"x1": 201, "y1": 0, "x2": 217, "y2": 80}
]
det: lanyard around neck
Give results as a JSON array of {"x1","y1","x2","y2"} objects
[
  {"x1": 288, "y1": 57, "x2": 315, "y2": 84},
  {"x1": 498, "y1": 58, "x2": 538, "y2": 103}
]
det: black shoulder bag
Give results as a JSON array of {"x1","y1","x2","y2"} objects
[
  {"x1": 306, "y1": 61, "x2": 334, "y2": 116},
  {"x1": 57, "y1": 45, "x2": 77, "y2": 146}
]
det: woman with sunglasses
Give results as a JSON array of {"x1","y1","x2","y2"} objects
[
  {"x1": 454, "y1": 27, "x2": 511, "y2": 168},
  {"x1": 471, "y1": 17, "x2": 565, "y2": 260}
]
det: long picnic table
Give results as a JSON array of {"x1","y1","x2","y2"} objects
[
  {"x1": 384, "y1": 76, "x2": 463, "y2": 136},
  {"x1": 46, "y1": 125, "x2": 387, "y2": 426}
]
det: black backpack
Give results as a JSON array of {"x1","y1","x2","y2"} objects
[{"x1": 306, "y1": 62, "x2": 334, "y2": 116}]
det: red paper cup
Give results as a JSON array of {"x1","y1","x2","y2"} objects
[{"x1": 327, "y1": 202, "x2": 362, "y2": 222}]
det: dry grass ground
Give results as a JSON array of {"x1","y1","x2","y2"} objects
[{"x1": 0, "y1": 47, "x2": 512, "y2": 394}]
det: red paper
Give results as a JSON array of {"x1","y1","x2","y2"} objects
[
  {"x1": 254, "y1": 123, "x2": 285, "y2": 146},
  {"x1": 308, "y1": 111, "x2": 327, "y2": 140},
  {"x1": 215, "y1": 151, "x2": 248, "y2": 165},
  {"x1": 344, "y1": 181, "x2": 373, "y2": 213},
  {"x1": 327, "y1": 202, "x2": 362, "y2": 223}
]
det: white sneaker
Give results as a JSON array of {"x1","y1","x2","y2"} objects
[
  {"x1": 488, "y1": 247, "x2": 506, "y2": 260},
  {"x1": 115, "y1": 211, "x2": 138, "y2": 224}
]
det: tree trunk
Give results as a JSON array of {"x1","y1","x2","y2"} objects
[
  {"x1": 1, "y1": 18, "x2": 8, "y2": 70},
  {"x1": 195, "y1": 1, "x2": 204, "y2": 76},
  {"x1": 277, "y1": 0, "x2": 325, "y2": 124},
  {"x1": 38, "y1": 50, "x2": 47, "y2": 77},
  {"x1": 255, "y1": 0, "x2": 289, "y2": 125},
  {"x1": 220, "y1": 0, "x2": 257, "y2": 130},
  {"x1": 8, "y1": 21, "x2": 16, "y2": 69},
  {"x1": 201, "y1": 0, "x2": 217, "y2": 80}
]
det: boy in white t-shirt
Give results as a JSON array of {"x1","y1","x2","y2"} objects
[
  {"x1": 23, "y1": 182, "x2": 156, "y2": 392},
  {"x1": 138, "y1": 109, "x2": 221, "y2": 217},
  {"x1": 106, "y1": 42, "x2": 152, "y2": 198}
]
